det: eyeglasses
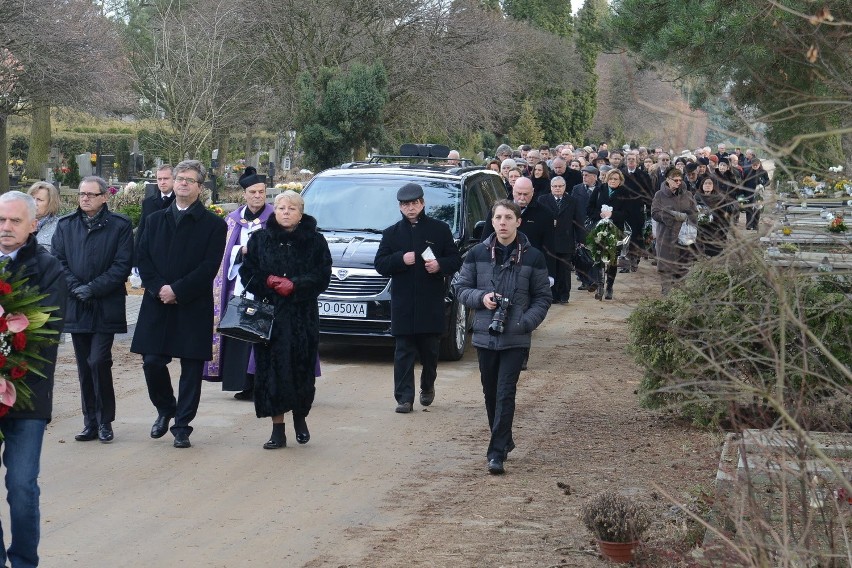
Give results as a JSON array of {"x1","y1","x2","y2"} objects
[
  {"x1": 659, "y1": 158, "x2": 671, "y2": 162},
  {"x1": 670, "y1": 179, "x2": 683, "y2": 183},
  {"x1": 175, "y1": 176, "x2": 199, "y2": 185},
  {"x1": 78, "y1": 192, "x2": 104, "y2": 199}
]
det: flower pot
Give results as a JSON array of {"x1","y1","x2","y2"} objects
[{"x1": 597, "y1": 540, "x2": 639, "y2": 563}]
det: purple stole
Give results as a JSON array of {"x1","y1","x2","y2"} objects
[{"x1": 203, "y1": 204, "x2": 274, "y2": 380}]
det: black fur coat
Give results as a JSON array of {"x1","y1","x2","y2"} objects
[{"x1": 240, "y1": 214, "x2": 332, "y2": 418}]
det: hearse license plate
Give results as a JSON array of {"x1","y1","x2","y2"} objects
[{"x1": 318, "y1": 301, "x2": 367, "y2": 318}]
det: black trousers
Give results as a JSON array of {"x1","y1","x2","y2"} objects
[
  {"x1": 393, "y1": 334, "x2": 440, "y2": 404},
  {"x1": 477, "y1": 347, "x2": 526, "y2": 461},
  {"x1": 142, "y1": 354, "x2": 204, "y2": 437},
  {"x1": 546, "y1": 251, "x2": 573, "y2": 301},
  {"x1": 71, "y1": 333, "x2": 116, "y2": 427}
]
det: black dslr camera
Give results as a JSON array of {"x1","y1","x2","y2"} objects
[{"x1": 488, "y1": 294, "x2": 511, "y2": 335}]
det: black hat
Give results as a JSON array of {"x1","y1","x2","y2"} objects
[
  {"x1": 697, "y1": 157, "x2": 710, "y2": 166},
  {"x1": 397, "y1": 182, "x2": 423, "y2": 202},
  {"x1": 581, "y1": 165, "x2": 599, "y2": 174},
  {"x1": 239, "y1": 166, "x2": 262, "y2": 189},
  {"x1": 685, "y1": 162, "x2": 699, "y2": 173}
]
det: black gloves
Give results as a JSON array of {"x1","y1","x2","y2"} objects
[{"x1": 73, "y1": 284, "x2": 94, "y2": 302}]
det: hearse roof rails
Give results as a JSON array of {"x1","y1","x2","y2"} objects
[{"x1": 364, "y1": 144, "x2": 475, "y2": 166}]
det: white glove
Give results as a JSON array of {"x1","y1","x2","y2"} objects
[{"x1": 548, "y1": 276, "x2": 555, "y2": 287}]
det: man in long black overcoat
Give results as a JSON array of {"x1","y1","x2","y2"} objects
[
  {"x1": 375, "y1": 183, "x2": 461, "y2": 413},
  {"x1": 537, "y1": 176, "x2": 586, "y2": 303},
  {"x1": 131, "y1": 159, "x2": 227, "y2": 448}
]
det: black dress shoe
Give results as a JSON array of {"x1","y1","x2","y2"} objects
[
  {"x1": 293, "y1": 416, "x2": 310, "y2": 445},
  {"x1": 150, "y1": 415, "x2": 172, "y2": 439},
  {"x1": 233, "y1": 389, "x2": 253, "y2": 401},
  {"x1": 74, "y1": 426, "x2": 98, "y2": 442},
  {"x1": 173, "y1": 433, "x2": 191, "y2": 448},
  {"x1": 395, "y1": 401, "x2": 413, "y2": 413},
  {"x1": 488, "y1": 458, "x2": 505, "y2": 475},
  {"x1": 98, "y1": 424, "x2": 114, "y2": 443}
]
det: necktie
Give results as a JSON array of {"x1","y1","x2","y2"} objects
[{"x1": 556, "y1": 198, "x2": 562, "y2": 207}]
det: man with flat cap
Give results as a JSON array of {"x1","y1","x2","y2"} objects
[{"x1": 375, "y1": 183, "x2": 462, "y2": 413}]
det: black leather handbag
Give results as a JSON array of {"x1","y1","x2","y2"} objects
[{"x1": 216, "y1": 291, "x2": 275, "y2": 345}]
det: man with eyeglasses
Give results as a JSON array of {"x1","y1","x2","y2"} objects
[
  {"x1": 620, "y1": 153, "x2": 654, "y2": 271},
  {"x1": 132, "y1": 159, "x2": 227, "y2": 448},
  {"x1": 537, "y1": 176, "x2": 586, "y2": 304},
  {"x1": 650, "y1": 153, "x2": 671, "y2": 193},
  {"x1": 651, "y1": 169, "x2": 698, "y2": 295},
  {"x1": 53, "y1": 176, "x2": 134, "y2": 444},
  {"x1": 375, "y1": 183, "x2": 462, "y2": 414}
]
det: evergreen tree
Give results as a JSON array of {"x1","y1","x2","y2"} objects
[
  {"x1": 296, "y1": 62, "x2": 389, "y2": 171},
  {"x1": 503, "y1": 0, "x2": 573, "y2": 38},
  {"x1": 508, "y1": 99, "x2": 546, "y2": 147}
]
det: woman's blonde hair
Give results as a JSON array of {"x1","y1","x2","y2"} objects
[
  {"x1": 274, "y1": 190, "x2": 304, "y2": 213},
  {"x1": 27, "y1": 181, "x2": 60, "y2": 216}
]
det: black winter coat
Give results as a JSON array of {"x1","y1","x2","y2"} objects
[
  {"x1": 136, "y1": 192, "x2": 175, "y2": 247},
  {"x1": 131, "y1": 200, "x2": 227, "y2": 360},
  {"x1": 481, "y1": 200, "x2": 554, "y2": 252},
  {"x1": 536, "y1": 193, "x2": 586, "y2": 254},
  {"x1": 587, "y1": 183, "x2": 637, "y2": 234},
  {"x1": 375, "y1": 211, "x2": 462, "y2": 336},
  {"x1": 4, "y1": 236, "x2": 65, "y2": 422},
  {"x1": 454, "y1": 232, "x2": 551, "y2": 351},
  {"x1": 240, "y1": 214, "x2": 332, "y2": 418},
  {"x1": 620, "y1": 166, "x2": 655, "y2": 210},
  {"x1": 52, "y1": 207, "x2": 133, "y2": 334}
]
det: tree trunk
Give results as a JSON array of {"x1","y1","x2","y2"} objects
[
  {"x1": 27, "y1": 104, "x2": 51, "y2": 179},
  {"x1": 0, "y1": 115, "x2": 9, "y2": 194},
  {"x1": 244, "y1": 124, "x2": 253, "y2": 165}
]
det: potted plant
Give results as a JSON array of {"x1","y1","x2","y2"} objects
[{"x1": 581, "y1": 490, "x2": 651, "y2": 563}]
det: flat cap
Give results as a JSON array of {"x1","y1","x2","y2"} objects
[
  {"x1": 581, "y1": 165, "x2": 599, "y2": 174},
  {"x1": 397, "y1": 182, "x2": 424, "y2": 202}
]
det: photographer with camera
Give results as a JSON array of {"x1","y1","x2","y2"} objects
[{"x1": 454, "y1": 200, "x2": 552, "y2": 475}]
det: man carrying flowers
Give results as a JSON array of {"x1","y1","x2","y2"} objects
[{"x1": 0, "y1": 191, "x2": 65, "y2": 568}]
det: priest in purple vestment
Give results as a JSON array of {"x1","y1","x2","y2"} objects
[{"x1": 203, "y1": 167, "x2": 273, "y2": 400}]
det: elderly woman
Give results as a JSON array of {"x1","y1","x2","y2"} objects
[
  {"x1": 28, "y1": 181, "x2": 61, "y2": 252},
  {"x1": 651, "y1": 168, "x2": 699, "y2": 295},
  {"x1": 500, "y1": 158, "x2": 518, "y2": 198},
  {"x1": 695, "y1": 177, "x2": 737, "y2": 257},
  {"x1": 240, "y1": 191, "x2": 332, "y2": 449}
]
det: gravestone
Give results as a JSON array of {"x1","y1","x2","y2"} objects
[
  {"x1": 100, "y1": 154, "x2": 116, "y2": 182},
  {"x1": 76, "y1": 153, "x2": 94, "y2": 178}
]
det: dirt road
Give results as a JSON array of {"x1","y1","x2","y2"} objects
[{"x1": 35, "y1": 263, "x2": 721, "y2": 567}]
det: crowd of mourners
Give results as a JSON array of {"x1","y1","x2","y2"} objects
[{"x1": 484, "y1": 141, "x2": 770, "y2": 298}]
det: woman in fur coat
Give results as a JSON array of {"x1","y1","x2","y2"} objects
[{"x1": 240, "y1": 191, "x2": 332, "y2": 449}]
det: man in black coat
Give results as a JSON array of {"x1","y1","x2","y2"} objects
[
  {"x1": 0, "y1": 191, "x2": 65, "y2": 568},
  {"x1": 375, "y1": 183, "x2": 462, "y2": 414},
  {"x1": 571, "y1": 166, "x2": 602, "y2": 290},
  {"x1": 537, "y1": 176, "x2": 586, "y2": 303},
  {"x1": 52, "y1": 176, "x2": 134, "y2": 444},
  {"x1": 482, "y1": 176, "x2": 554, "y2": 253},
  {"x1": 131, "y1": 160, "x2": 227, "y2": 448},
  {"x1": 620, "y1": 153, "x2": 654, "y2": 271},
  {"x1": 136, "y1": 164, "x2": 174, "y2": 247}
]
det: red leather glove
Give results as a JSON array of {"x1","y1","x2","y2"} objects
[{"x1": 266, "y1": 275, "x2": 294, "y2": 297}]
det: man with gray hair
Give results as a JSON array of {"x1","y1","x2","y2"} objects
[
  {"x1": 495, "y1": 144, "x2": 513, "y2": 163},
  {"x1": 132, "y1": 160, "x2": 227, "y2": 448},
  {"x1": 0, "y1": 191, "x2": 64, "y2": 568},
  {"x1": 53, "y1": 176, "x2": 134, "y2": 444}
]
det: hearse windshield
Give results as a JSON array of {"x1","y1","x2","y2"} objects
[{"x1": 302, "y1": 176, "x2": 461, "y2": 235}]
